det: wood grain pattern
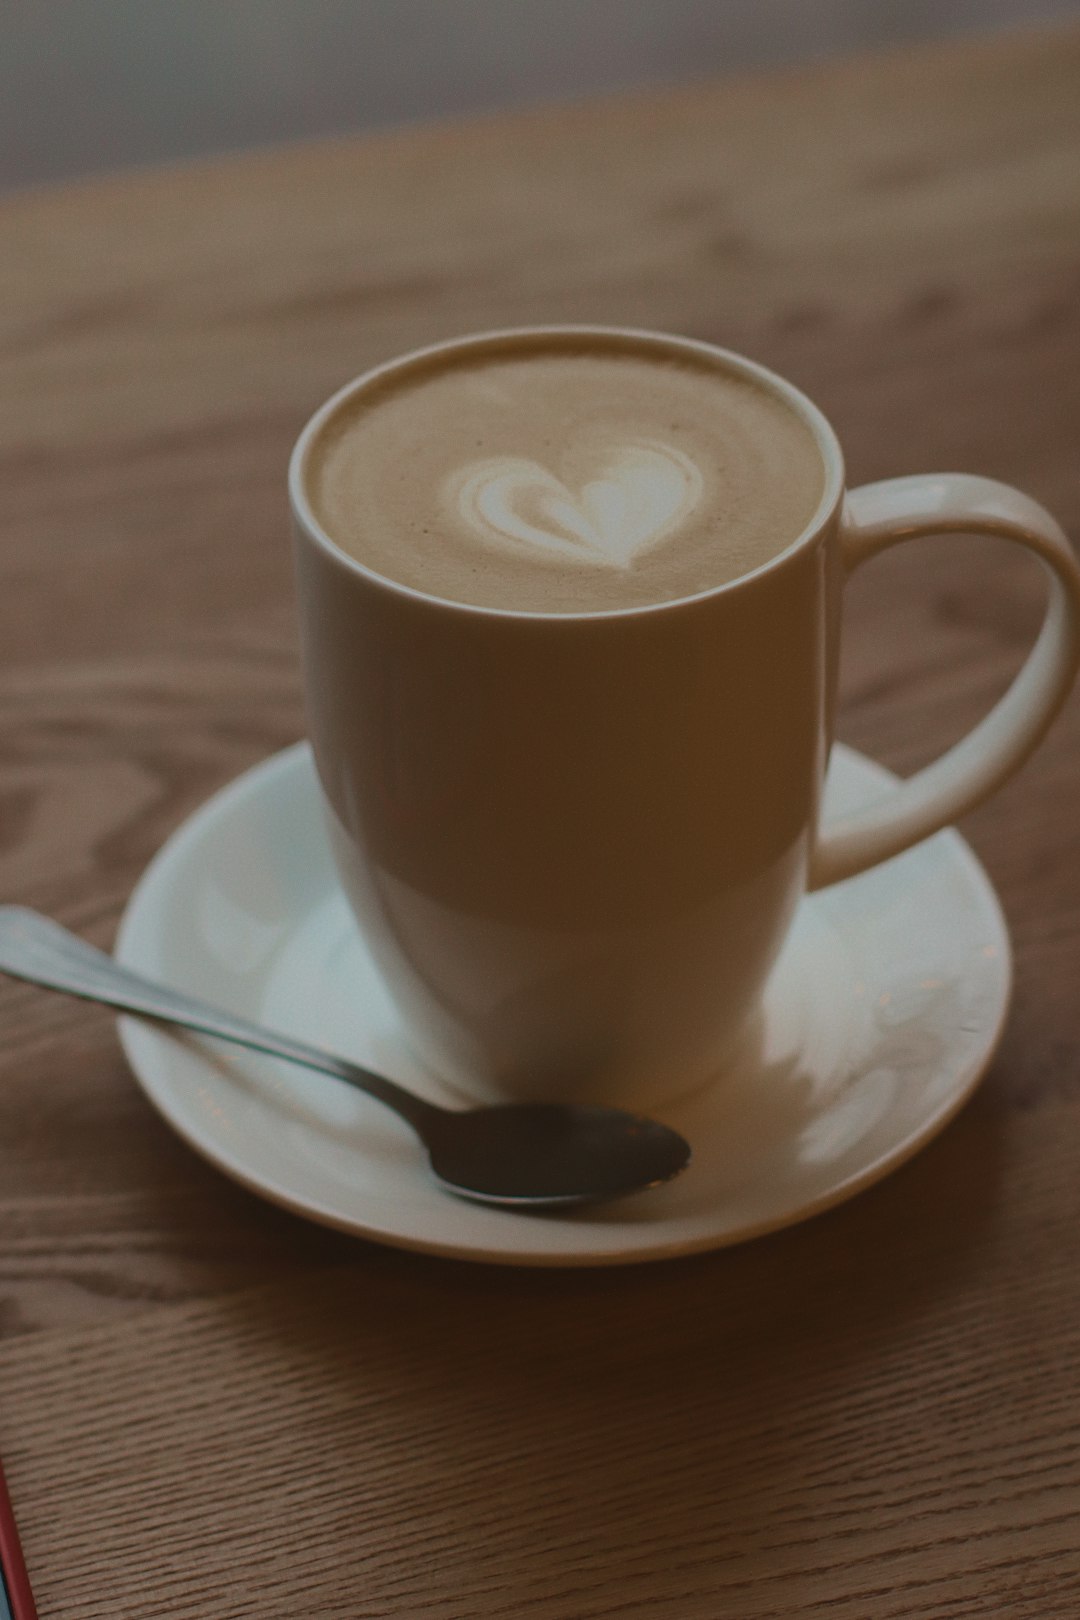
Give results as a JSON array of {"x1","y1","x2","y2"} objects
[
  {"x1": 2, "y1": 1139, "x2": 1080, "y2": 1620},
  {"x1": 1, "y1": 24, "x2": 1080, "y2": 1616}
]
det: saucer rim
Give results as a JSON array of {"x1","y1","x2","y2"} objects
[{"x1": 114, "y1": 741, "x2": 1012, "y2": 1268}]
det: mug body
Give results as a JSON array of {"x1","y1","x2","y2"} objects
[{"x1": 290, "y1": 329, "x2": 844, "y2": 1106}]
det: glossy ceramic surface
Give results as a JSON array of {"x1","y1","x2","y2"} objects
[
  {"x1": 114, "y1": 743, "x2": 1011, "y2": 1266},
  {"x1": 290, "y1": 329, "x2": 1076, "y2": 1109}
]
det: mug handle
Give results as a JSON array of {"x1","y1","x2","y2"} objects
[{"x1": 809, "y1": 473, "x2": 1080, "y2": 890}]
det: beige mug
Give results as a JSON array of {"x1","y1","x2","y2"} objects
[{"x1": 290, "y1": 327, "x2": 1080, "y2": 1108}]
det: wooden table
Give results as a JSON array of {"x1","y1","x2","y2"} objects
[{"x1": 2, "y1": 25, "x2": 1080, "y2": 1617}]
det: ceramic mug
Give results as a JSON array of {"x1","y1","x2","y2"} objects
[{"x1": 290, "y1": 327, "x2": 1080, "y2": 1107}]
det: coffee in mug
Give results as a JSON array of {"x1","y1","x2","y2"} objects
[{"x1": 306, "y1": 335, "x2": 824, "y2": 613}]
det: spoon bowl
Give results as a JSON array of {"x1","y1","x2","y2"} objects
[{"x1": 425, "y1": 1101, "x2": 691, "y2": 1207}]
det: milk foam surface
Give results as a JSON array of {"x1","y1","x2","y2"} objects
[{"x1": 307, "y1": 339, "x2": 824, "y2": 612}]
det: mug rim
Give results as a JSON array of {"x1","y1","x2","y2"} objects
[{"x1": 288, "y1": 324, "x2": 846, "y2": 622}]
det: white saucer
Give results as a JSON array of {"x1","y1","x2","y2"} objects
[{"x1": 115, "y1": 743, "x2": 1011, "y2": 1267}]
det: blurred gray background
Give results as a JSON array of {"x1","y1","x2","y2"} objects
[{"x1": 3, "y1": 0, "x2": 1078, "y2": 191}]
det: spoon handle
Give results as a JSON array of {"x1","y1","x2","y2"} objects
[{"x1": 0, "y1": 907, "x2": 437, "y2": 1129}]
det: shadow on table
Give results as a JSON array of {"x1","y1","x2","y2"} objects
[{"x1": 202, "y1": 1085, "x2": 1006, "y2": 1615}]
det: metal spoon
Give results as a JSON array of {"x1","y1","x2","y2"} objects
[{"x1": 0, "y1": 908, "x2": 690, "y2": 1211}]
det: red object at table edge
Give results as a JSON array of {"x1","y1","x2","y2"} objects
[{"x1": 0, "y1": 1457, "x2": 37, "y2": 1620}]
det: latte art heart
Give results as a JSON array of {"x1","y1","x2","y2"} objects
[
  {"x1": 449, "y1": 441, "x2": 704, "y2": 569},
  {"x1": 309, "y1": 345, "x2": 826, "y2": 611}
]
